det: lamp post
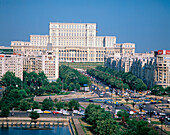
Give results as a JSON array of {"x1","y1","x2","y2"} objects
[
  {"x1": 159, "y1": 117, "x2": 164, "y2": 135},
  {"x1": 161, "y1": 91, "x2": 168, "y2": 112}
]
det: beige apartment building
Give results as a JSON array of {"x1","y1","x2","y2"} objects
[
  {"x1": 11, "y1": 22, "x2": 135, "y2": 62},
  {"x1": 155, "y1": 50, "x2": 170, "y2": 88},
  {"x1": 104, "y1": 50, "x2": 170, "y2": 88},
  {"x1": 23, "y1": 50, "x2": 59, "y2": 82},
  {"x1": 0, "y1": 54, "x2": 23, "y2": 80},
  {"x1": 23, "y1": 52, "x2": 43, "y2": 74}
]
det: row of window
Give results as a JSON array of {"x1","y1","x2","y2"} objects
[{"x1": 51, "y1": 24, "x2": 95, "y2": 29}]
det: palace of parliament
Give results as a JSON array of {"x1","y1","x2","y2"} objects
[{"x1": 11, "y1": 22, "x2": 135, "y2": 62}]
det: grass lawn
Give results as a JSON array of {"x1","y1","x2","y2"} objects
[
  {"x1": 78, "y1": 118, "x2": 94, "y2": 135},
  {"x1": 151, "y1": 121, "x2": 161, "y2": 125},
  {"x1": 60, "y1": 62, "x2": 104, "y2": 70}
]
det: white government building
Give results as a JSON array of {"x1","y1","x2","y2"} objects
[{"x1": 11, "y1": 22, "x2": 135, "y2": 62}]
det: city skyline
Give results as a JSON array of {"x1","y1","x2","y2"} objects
[{"x1": 0, "y1": 0, "x2": 170, "y2": 52}]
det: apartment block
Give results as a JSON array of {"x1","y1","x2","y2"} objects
[
  {"x1": 23, "y1": 52, "x2": 43, "y2": 74},
  {"x1": 104, "y1": 52, "x2": 156, "y2": 88},
  {"x1": 105, "y1": 50, "x2": 170, "y2": 88},
  {"x1": 155, "y1": 50, "x2": 170, "y2": 88},
  {"x1": 42, "y1": 50, "x2": 59, "y2": 82},
  {"x1": 11, "y1": 22, "x2": 135, "y2": 62},
  {"x1": 0, "y1": 54, "x2": 23, "y2": 80},
  {"x1": 23, "y1": 50, "x2": 59, "y2": 82}
]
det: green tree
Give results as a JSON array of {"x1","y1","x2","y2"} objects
[
  {"x1": 56, "y1": 101, "x2": 64, "y2": 110},
  {"x1": 19, "y1": 100, "x2": 30, "y2": 111},
  {"x1": 35, "y1": 87, "x2": 46, "y2": 96},
  {"x1": 0, "y1": 106, "x2": 10, "y2": 117},
  {"x1": 117, "y1": 110, "x2": 129, "y2": 122},
  {"x1": 32, "y1": 101, "x2": 40, "y2": 109},
  {"x1": 151, "y1": 85, "x2": 164, "y2": 95},
  {"x1": 29, "y1": 111, "x2": 40, "y2": 120},
  {"x1": 94, "y1": 119, "x2": 119, "y2": 135},
  {"x1": 2, "y1": 71, "x2": 22, "y2": 87},
  {"x1": 68, "y1": 99, "x2": 80, "y2": 110},
  {"x1": 42, "y1": 98, "x2": 54, "y2": 110}
]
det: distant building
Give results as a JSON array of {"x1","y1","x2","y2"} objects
[
  {"x1": 0, "y1": 53, "x2": 23, "y2": 80},
  {"x1": 0, "y1": 46, "x2": 13, "y2": 54},
  {"x1": 23, "y1": 49, "x2": 59, "y2": 82},
  {"x1": 155, "y1": 50, "x2": 170, "y2": 88},
  {"x1": 23, "y1": 52, "x2": 43, "y2": 74},
  {"x1": 105, "y1": 50, "x2": 170, "y2": 88},
  {"x1": 104, "y1": 52, "x2": 156, "y2": 88},
  {"x1": 42, "y1": 50, "x2": 59, "y2": 82},
  {"x1": 11, "y1": 22, "x2": 135, "y2": 62}
]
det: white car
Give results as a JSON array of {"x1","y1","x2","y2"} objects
[
  {"x1": 129, "y1": 111, "x2": 136, "y2": 115},
  {"x1": 33, "y1": 109, "x2": 44, "y2": 114},
  {"x1": 63, "y1": 111, "x2": 70, "y2": 116},
  {"x1": 159, "y1": 113, "x2": 166, "y2": 116},
  {"x1": 138, "y1": 111, "x2": 147, "y2": 115},
  {"x1": 27, "y1": 109, "x2": 33, "y2": 113},
  {"x1": 78, "y1": 110, "x2": 85, "y2": 116},
  {"x1": 73, "y1": 110, "x2": 79, "y2": 114}
]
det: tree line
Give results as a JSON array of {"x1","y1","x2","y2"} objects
[
  {"x1": 85, "y1": 104, "x2": 158, "y2": 135},
  {"x1": 59, "y1": 65, "x2": 91, "y2": 91},
  {"x1": 87, "y1": 66, "x2": 147, "y2": 91},
  {"x1": 0, "y1": 65, "x2": 89, "y2": 116}
]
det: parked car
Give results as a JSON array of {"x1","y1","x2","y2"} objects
[
  {"x1": 73, "y1": 110, "x2": 79, "y2": 114},
  {"x1": 159, "y1": 113, "x2": 166, "y2": 116},
  {"x1": 33, "y1": 109, "x2": 43, "y2": 114},
  {"x1": 63, "y1": 111, "x2": 70, "y2": 116},
  {"x1": 138, "y1": 111, "x2": 147, "y2": 115},
  {"x1": 53, "y1": 110, "x2": 63, "y2": 114},
  {"x1": 78, "y1": 110, "x2": 85, "y2": 116},
  {"x1": 44, "y1": 110, "x2": 52, "y2": 114},
  {"x1": 168, "y1": 99, "x2": 170, "y2": 103},
  {"x1": 89, "y1": 99, "x2": 93, "y2": 102},
  {"x1": 129, "y1": 110, "x2": 137, "y2": 115},
  {"x1": 27, "y1": 109, "x2": 33, "y2": 113}
]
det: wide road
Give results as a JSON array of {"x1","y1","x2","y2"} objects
[{"x1": 8, "y1": 111, "x2": 82, "y2": 118}]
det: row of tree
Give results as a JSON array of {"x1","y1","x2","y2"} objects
[
  {"x1": 19, "y1": 98, "x2": 80, "y2": 111},
  {"x1": 59, "y1": 65, "x2": 91, "y2": 91},
  {"x1": 0, "y1": 98, "x2": 80, "y2": 117},
  {"x1": 85, "y1": 104, "x2": 158, "y2": 135},
  {"x1": 150, "y1": 85, "x2": 170, "y2": 96},
  {"x1": 87, "y1": 66, "x2": 147, "y2": 91}
]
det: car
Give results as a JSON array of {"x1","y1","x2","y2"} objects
[
  {"x1": 33, "y1": 109, "x2": 43, "y2": 114},
  {"x1": 89, "y1": 99, "x2": 93, "y2": 102},
  {"x1": 138, "y1": 111, "x2": 147, "y2": 115},
  {"x1": 99, "y1": 93, "x2": 104, "y2": 97},
  {"x1": 63, "y1": 111, "x2": 70, "y2": 116},
  {"x1": 27, "y1": 109, "x2": 33, "y2": 113},
  {"x1": 78, "y1": 110, "x2": 85, "y2": 116},
  {"x1": 158, "y1": 101, "x2": 162, "y2": 103},
  {"x1": 73, "y1": 110, "x2": 79, "y2": 114},
  {"x1": 159, "y1": 113, "x2": 166, "y2": 116},
  {"x1": 44, "y1": 110, "x2": 52, "y2": 114},
  {"x1": 167, "y1": 99, "x2": 170, "y2": 103},
  {"x1": 53, "y1": 110, "x2": 63, "y2": 114},
  {"x1": 129, "y1": 110, "x2": 137, "y2": 115}
]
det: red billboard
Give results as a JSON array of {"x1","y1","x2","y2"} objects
[
  {"x1": 166, "y1": 50, "x2": 170, "y2": 55},
  {"x1": 0, "y1": 55, "x2": 4, "y2": 57},
  {"x1": 158, "y1": 50, "x2": 163, "y2": 55},
  {"x1": 157, "y1": 50, "x2": 170, "y2": 55}
]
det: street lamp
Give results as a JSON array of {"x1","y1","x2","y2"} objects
[{"x1": 159, "y1": 117, "x2": 164, "y2": 135}]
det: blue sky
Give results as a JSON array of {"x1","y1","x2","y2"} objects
[{"x1": 0, "y1": 0, "x2": 169, "y2": 52}]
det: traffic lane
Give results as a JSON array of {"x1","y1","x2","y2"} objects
[
  {"x1": 9, "y1": 112, "x2": 83, "y2": 118},
  {"x1": 144, "y1": 103, "x2": 170, "y2": 114}
]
